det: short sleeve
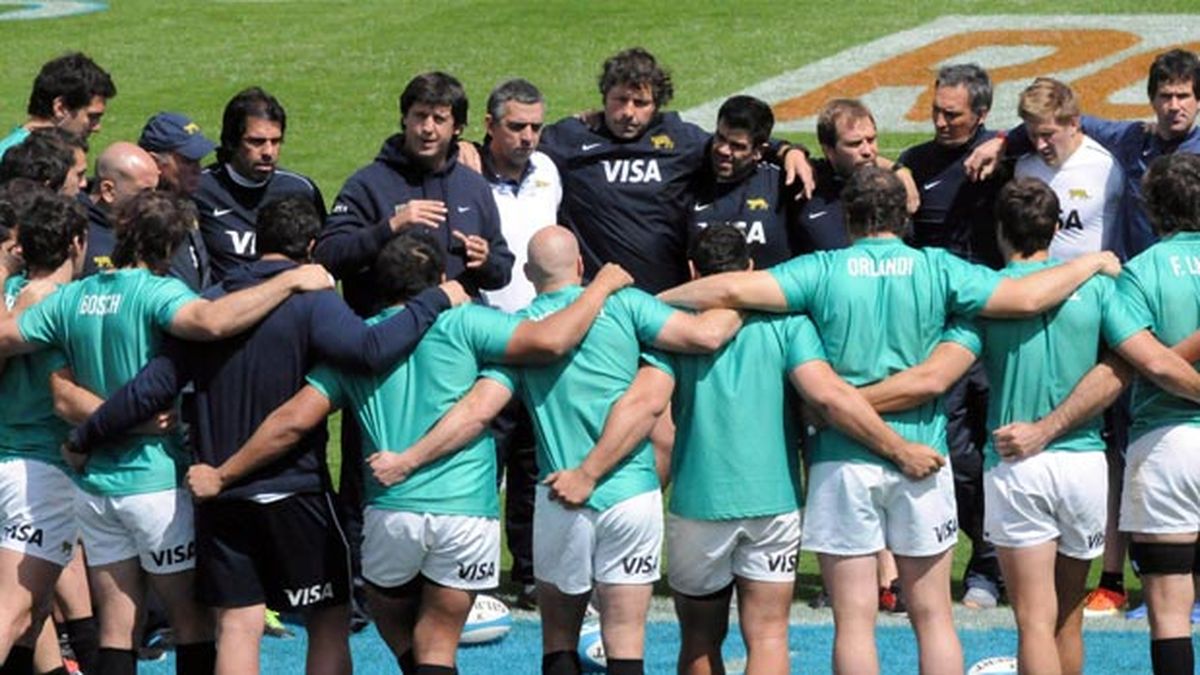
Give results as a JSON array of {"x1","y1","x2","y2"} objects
[
  {"x1": 1115, "y1": 266, "x2": 1153, "y2": 330},
  {"x1": 941, "y1": 318, "x2": 983, "y2": 356},
  {"x1": 462, "y1": 305, "x2": 522, "y2": 361},
  {"x1": 939, "y1": 251, "x2": 1001, "y2": 318},
  {"x1": 1102, "y1": 275, "x2": 1150, "y2": 347},
  {"x1": 783, "y1": 314, "x2": 826, "y2": 369},
  {"x1": 305, "y1": 365, "x2": 347, "y2": 409},
  {"x1": 616, "y1": 289, "x2": 676, "y2": 345},
  {"x1": 150, "y1": 277, "x2": 200, "y2": 329},
  {"x1": 481, "y1": 364, "x2": 519, "y2": 392},
  {"x1": 640, "y1": 348, "x2": 675, "y2": 378},
  {"x1": 17, "y1": 291, "x2": 66, "y2": 346},
  {"x1": 768, "y1": 254, "x2": 821, "y2": 312}
]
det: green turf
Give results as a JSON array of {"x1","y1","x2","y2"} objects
[{"x1": 5, "y1": 0, "x2": 1166, "y2": 606}]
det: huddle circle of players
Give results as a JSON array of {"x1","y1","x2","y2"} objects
[{"x1": 0, "y1": 45, "x2": 1198, "y2": 675}]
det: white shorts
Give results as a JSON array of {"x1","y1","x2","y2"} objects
[
  {"x1": 0, "y1": 459, "x2": 80, "y2": 567},
  {"x1": 802, "y1": 461, "x2": 957, "y2": 557},
  {"x1": 534, "y1": 486, "x2": 662, "y2": 595},
  {"x1": 77, "y1": 487, "x2": 195, "y2": 573},
  {"x1": 983, "y1": 451, "x2": 1107, "y2": 559},
  {"x1": 362, "y1": 508, "x2": 500, "y2": 591},
  {"x1": 1120, "y1": 425, "x2": 1200, "y2": 535},
  {"x1": 667, "y1": 510, "x2": 801, "y2": 596}
]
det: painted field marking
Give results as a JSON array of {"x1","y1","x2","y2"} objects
[{"x1": 0, "y1": 1, "x2": 105, "y2": 20}]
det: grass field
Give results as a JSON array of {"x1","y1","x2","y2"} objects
[{"x1": 4, "y1": 1, "x2": 1196, "y2": 670}]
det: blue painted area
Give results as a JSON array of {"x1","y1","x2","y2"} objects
[
  {"x1": 0, "y1": 2, "x2": 107, "y2": 21},
  {"x1": 139, "y1": 618, "x2": 1173, "y2": 673}
]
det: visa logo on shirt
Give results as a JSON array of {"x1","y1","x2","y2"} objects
[{"x1": 602, "y1": 159, "x2": 662, "y2": 184}]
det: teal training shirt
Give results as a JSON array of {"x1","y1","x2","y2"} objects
[
  {"x1": 1117, "y1": 232, "x2": 1200, "y2": 435},
  {"x1": 769, "y1": 238, "x2": 1000, "y2": 466},
  {"x1": 307, "y1": 303, "x2": 519, "y2": 516},
  {"x1": 483, "y1": 286, "x2": 671, "y2": 512},
  {"x1": 18, "y1": 269, "x2": 195, "y2": 495}
]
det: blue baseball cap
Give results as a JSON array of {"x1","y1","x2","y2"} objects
[{"x1": 138, "y1": 112, "x2": 216, "y2": 161}]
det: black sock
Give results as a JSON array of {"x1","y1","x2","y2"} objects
[
  {"x1": 606, "y1": 658, "x2": 644, "y2": 675},
  {"x1": 0, "y1": 645, "x2": 33, "y2": 675},
  {"x1": 175, "y1": 641, "x2": 217, "y2": 675},
  {"x1": 63, "y1": 616, "x2": 99, "y2": 673},
  {"x1": 96, "y1": 647, "x2": 136, "y2": 675},
  {"x1": 1099, "y1": 571, "x2": 1125, "y2": 594},
  {"x1": 398, "y1": 649, "x2": 416, "y2": 674},
  {"x1": 40, "y1": 668, "x2": 68, "y2": 675},
  {"x1": 542, "y1": 650, "x2": 582, "y2": 675},
  {"x1": 414, "y1": 666, "x2": 456, "y2": 675},
  {"x1": 1150, "y1": 637, "x2": 1194, "y2": 675}
]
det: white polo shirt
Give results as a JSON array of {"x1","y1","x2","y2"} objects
[{"x1": 481, "y1": 150, "x2": 562, "y2": 313}]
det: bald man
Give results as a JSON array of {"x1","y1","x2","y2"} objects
[{"x1": 396, "y1": 225, "x2": 744, "y2": 675}]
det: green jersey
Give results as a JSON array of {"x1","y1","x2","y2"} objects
[
  {"x1": 307, "y1": 303, "x2": 519, "y2": 517},
  {"x1": 1117, "y1": 232, "x2": 1200, "y2": 435},
  {"x1": 972, "y1": 261, "x2": 1145, "y2": 469},
  {"x1": 483, "y1": 286, "x2": 671, "y2": 512},
  {"x1": 646, "y1": 313, "x2": 823, "y2": 520},
  {"x1": 0, "y1": 276, "x2": 70, "y2": 469},
  {"x1": 769, "y1": 237, "x2": 1000, "y2": 466},
  {"x1": 18, "y1": 269, "x2": 196, "y2": 495}
]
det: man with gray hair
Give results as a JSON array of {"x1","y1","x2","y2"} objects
[
  {"x1": 479, "y1": 78, "x2": 563, "y2": 607},
  {"x1": 896, "y1": 63, "x2": 1007, "y2": 610}
]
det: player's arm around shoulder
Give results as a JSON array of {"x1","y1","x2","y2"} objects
[
  {"x1": 504, "y1": 264, "x2": 633, "y2": 363},
  {"x1": 169, "y1": 264, "x2": 333, "y2": 340}
]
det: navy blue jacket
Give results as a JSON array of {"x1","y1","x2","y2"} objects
[
  {"x1": 316, "y1": 136, "x2": 512, "y2": 316},
  {"x1": 794, "y1": 159, "x2": 851, "y2": 254},
  {"x1": 688, "y1": 159, "x2": 800, "y2": 269},
  {"x1": 898, "y1": 127, "x2": 1005, "y2": 269},
  {"x1": 72, "y1": 259, "x2": 450, "y2": 500},
  {"x1": 82, "y1": 196, "x2": 211, "y2": 290}
]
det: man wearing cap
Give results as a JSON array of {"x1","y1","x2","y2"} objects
[{"x1": 139, "y1": 112, "x2": 215, "y2": 198}]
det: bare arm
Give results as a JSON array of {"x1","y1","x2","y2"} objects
[
  {"x1": 168, "y1": 264, "x2": 334, "y2": 341},
  {"x1": 980, "y1": 252, "x2": 1117, "y2": 318},
  {"x1": 789, "y1": 360, "x2": 944, "y2": 479},
  {"x1": 859, "y1": 342, "x2": 977, "y2": 413},
  {"x1": 545, "y1": 365, "x2": 675, "y2": 507},
  {"x1": 49, "y1": 368, "x2": 103, "y2": 425},
  {"x1": 503, "y1": 263, "x2": 632, "y2": 364},
  {"x1": 1115, "y1": 329, "x2": 1200, "y2": 403},
  {"x1": 367, "y1": 378, "x2": 513, "y2": 487},
  {"x1": 657, "y1": 270, "x2": 788, "y2": 312},
  {"x1": 652, "y1": 309, "x2": 742, "y2": 354},
  {"x1": 186, "y1": 385, "x2": 332, "y2": 500}
]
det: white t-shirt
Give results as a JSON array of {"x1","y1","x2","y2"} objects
[
  {"x1": 1016, "y1": 135, "x2": 1124, "y2": 260},
  {"x1": 481, "y1": 151, "x2": 562, "y2": 313}
]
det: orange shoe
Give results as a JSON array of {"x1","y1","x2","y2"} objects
[{"x1": 1083, "y1": 587, "x2": 1127, "y2": 617}]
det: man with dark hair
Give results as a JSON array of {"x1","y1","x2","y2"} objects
[
  {"x1": 195, "y1": 231, "x2": 632, "y2": 674},
  {"x1": 0, "y1": 52, "x2": 116, "y2": 157},
  {"x1": 318, "y1": 72, "x2": 513, "y2": 314},
  {"x1": 896, "y1": 63, "x2": 1008, "y2": 611},
  {"x1": 661, "y1": 165, "x2": 1121, "y2": 674},
  {"x1": 0, "y1": 185, "x2": 90, "y2": 674},
  {"x1": 0, "y1": 128, "x2": 89, "y2": 198},
  {"x1": 687, "y1": 95, "x2": 801, "y2": 268},
  {"x1": 196, "y1": 87, "x2": 325, "y2": 283},
  {"x1": 538, "y1": 47, "x2": 812, "y2": 293},
  {"x1": 478, "y1": 77, "x2": 562, "y2": 608},
  {"x1": 67, "y1": 195, "x2": 468, "y2": 675},
  {"x1": 0, "y1": 190, "x2": 334, "y2": 675}
]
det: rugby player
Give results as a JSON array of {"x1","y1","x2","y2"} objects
[
  {"x1": 0, "y1": 190, "x2": 334, "y2": 675},
  {"x1": 537, "y1": 47, "x2": 812, "y2": 293},
  {"x1": 196, "y1": 87, "x2": 325, "y2": 283},
  {"x1": 190, "y1": 230, "x2": 632, "y2": 674},
  {"x1": 66, "y1": 196, "x2": 468, "y2": 675},
  {"x1": 646, "y1": 224, "x2": 945, "y2": 675},
  {"x1": 659, "y1": 166, "x2": 1120, "y2": 674},
  {"x1": 687, "y1": 96, "x2": 800, "y2": 268},
  {"x1": 0, "y1": 128, "x2": 89, "y2": 199},
  {"x1": 0, "y1": 52, "x2": 115, "y2": 157},
  {"x1": 0, "y1": 185, "x2": 88, "y2": 673}
]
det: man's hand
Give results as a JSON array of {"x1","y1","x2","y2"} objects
[
  {"x1": 574, "y1": 109, "x2": 603, "y2": 131},
  {"x1": 389, "y1": 199, "x2": 447, "y2": 232},
  {"x1": 892, "y1": 442, "x2": 945, "y2": 480},
  {"x1": 992, "y1": 421, "x2": 1051, "y2": 462},
  {"x1": 963, "y1": 136, "x2": 1006, "y2": 181},
  {"x1": 782, "y1": 147, "x2": 815, "y2": 200},
  {"x1": 186, "y1": 464, "x2": 223, "y2": 501},
  {"x1": 438, "y1": 280, "x2": 471, "y2": 306},
  {"x1": 452, "y1": 230, "x2": 490, "y2": 269},
  {"x1": 60, "y1": 440, "x2": 88, "y2": 474},
  {"x1": 591, "y1": 263, "x2": 633, "y2": 294},
  {"x1": 366, "y1": 451, "x2": 417, "y2": 487},
  {"x1": 282, "y1": 264, "x2": 336, "y2": 292},
  {"x1": 131, "y1": 409, "x2": 178, "y2": 436},
  {"x1": 457, "y1": 140, "x2": 482, "y2": 173},
  {"x1": 895, "y1": 167, "x2": 921, "y2": 214},
  {"x1": 543, "y1": 467, "x2": 597, "y2": 508},
  {"x1": 1091, "y1": 251, "x2": 1121, "y2": 278}
]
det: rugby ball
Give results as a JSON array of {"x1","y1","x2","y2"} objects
[
  {"x1": 967, "y1": 656, "x2": 1018, "y2": 674},
  {"x1": 577, "y1": 620, "x2": 606, "y2": 672},
  {"x1": 460, "y1": 594, "x2": 512, "y2": 645}
]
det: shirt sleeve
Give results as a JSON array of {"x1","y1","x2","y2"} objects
[
  {"x1": 1115, "y1": 266, "x2": 1154, "y2": 330},
  {"x1": 939, "y1": 251, "x2": 1002, "y2": 318},
  {"x1": 480, "y1": 364, "x2": 519, "y2": 392},
  {"x1": 309, "y1": 287, "x2": 450, "y2": 372},
  {"x1": 1103, "y1": 274, "x2": 1151, "y2": 347},
  {"x1": 314, "y1": 172, "x2": 394, "y2": 279},
  {"x1": 305, "y1": 365, "x2": 347, "y2": 409},
  {"x1": 768, "y1": 254, "x2": 821, "y2": 312},
  {"x1": 783, "y1": 314, "x2": 827, "y2": 369},
  {"x1": 1080, "y1": 116, "x2": 1139, "y2": 154},
  {"x1": 940, "y1": 317, "x2": 983, "y2": 356},
  {"x1": 16, "y1": 290, "x2": 65, "y2": 346},
  {"x1": 151, "y1": 277, "x2": 200, "y2": 329},
  {"x1": 463, "y1": 305, "x2": 523, "y2": 362},
  {"x1": 74, "y1": 352, "x2": 186, "y2": 453},
  {"x1": 617, "y1": 289, "x2": 676, "y2": 345},
  {"x1": 640, "y1": 348, "x2": 675, "y2": 378}
]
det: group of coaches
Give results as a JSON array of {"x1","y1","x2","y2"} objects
[{"x1": 0, "y1": 41, "x2": 1196, "y2": 675}]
